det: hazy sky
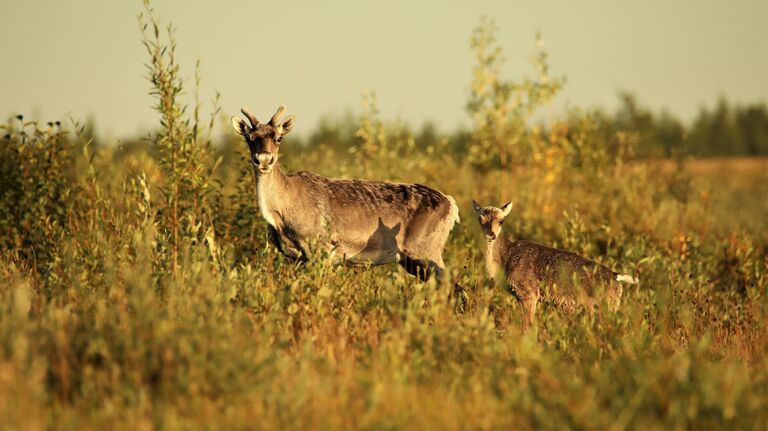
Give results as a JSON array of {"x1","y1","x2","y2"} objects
[{"x1": 2, "y1": 0, "x2": 767, "y2": 140}]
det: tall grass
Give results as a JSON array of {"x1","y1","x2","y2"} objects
[{"x1": 0, "y1": 6, "x2": 766, "y2": 430}]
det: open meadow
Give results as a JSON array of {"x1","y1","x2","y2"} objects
[{"x1": 1, "y1": 3, "x2": 767, "y2": 430}]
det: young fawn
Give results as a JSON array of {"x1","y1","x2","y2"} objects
[{"x1": 472, "y1": 200, "x2": 638, "y2": 333}]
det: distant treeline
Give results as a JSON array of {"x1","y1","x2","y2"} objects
[
  {"x1": 605, "y1": 93, "x2": 768, "y2": 157},
  {"x1": 297, "y1": 94, "x2": 768, "y2": 159},
  {"x1": 45, "y1": 94, "x2": 768, "y2": 161}
]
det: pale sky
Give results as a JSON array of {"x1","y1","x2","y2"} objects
[{"x1": 2, "y1": 1, "x2": 767, "y2": 140}]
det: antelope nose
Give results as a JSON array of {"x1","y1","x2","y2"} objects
[{"x1": 254, "y1": 153, "x2": 274, "y2": 166}]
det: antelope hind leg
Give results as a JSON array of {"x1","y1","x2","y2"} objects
[{"x1": 397, "y1": 253, "x2": 445, "y2": 283}]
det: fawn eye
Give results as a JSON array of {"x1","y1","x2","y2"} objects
[{"x1": 276, "y1": 136, "x2": 283, "y2": 143}]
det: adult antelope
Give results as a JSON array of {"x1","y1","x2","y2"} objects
[{"x1": 232, "y1": 105, "x2": 460, "y2": 281}]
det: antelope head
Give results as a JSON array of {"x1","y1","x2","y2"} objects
[
  {"x1": 232, "y1": 105, "x2": 295, "y2": 175},
  {"x1": 472, "y1": 200, "x2": 513, "y2": 241}
]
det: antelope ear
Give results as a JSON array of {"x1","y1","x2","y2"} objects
[
  {"x1": 278, "y1": 115, "x2": 295, "y2": 135},
  {"x1": 500, "y1": 201, "x2": 514, "y2": 218},
  {"x1": 232, "y1": 116, "x2": 249, "y2": 136},
  {"x1": 471, "y1": 199, "x2": 482, "y2": 215}
]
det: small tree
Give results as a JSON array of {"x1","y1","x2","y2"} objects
[
  {"x1": 139, "y1": 0, "x2": 221, "y2": 275},
  {"x1": 467, "y1": 17, "x2": 564, "y2": 184}
]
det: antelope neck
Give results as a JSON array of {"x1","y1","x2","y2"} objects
[
  {"x1": 255, "y1": 163, "x2": 288, "y2": 228},
  {"x1": 488, "y1": 231, "x2": 511, "y2": 255}
]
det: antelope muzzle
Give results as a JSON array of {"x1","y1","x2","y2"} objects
[{"x1": 253, "y1": 152, "x2": 276, "y2": 174}]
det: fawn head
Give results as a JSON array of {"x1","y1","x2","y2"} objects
[
  {"x1": 232, "y1": 105, "x2": 295, "y2": 175},
  {"x1": 472, "y1": 200, "x2": 513, "y2": 241}
]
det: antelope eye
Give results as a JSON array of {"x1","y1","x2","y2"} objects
[{"x1": 276, "y1": 136, "x2": 283, "y2": 143}]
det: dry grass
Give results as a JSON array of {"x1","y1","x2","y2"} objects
[
  {"x1": 655, "y1": 157, "x2": 768, "y2": 174},
  {"x1": 0, "y1": 4, "x2": 765, "y2": 429}
]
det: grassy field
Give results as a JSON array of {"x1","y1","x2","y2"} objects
[{"x1": 1, "y1": 5, "x2": 766, "y2": 430}]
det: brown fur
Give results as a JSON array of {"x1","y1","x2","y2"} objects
[
  {"x1": 233, "y1": 106, "x2": 460, "y2": 281},
  {"x1": 473, "y1": 200, "x2": 630, "y2": 333}
]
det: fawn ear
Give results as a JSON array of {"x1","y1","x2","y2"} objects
[
  {"x1": 500, "y1": 201, "x2": 514, "y2": 218},
  {"x1": 472, "y1": 199, "x2": 482, "y2": 215},
  {"x1": 232, "y1": 117, "x2": 250, "y2": 136}
]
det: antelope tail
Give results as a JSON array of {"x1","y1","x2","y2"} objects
[
  {"x1": 616, "y1": 274, "x2": 639, "y2": 284},
  {"x1": 447, "y1": 195, "x2": 461, "y2": 225}
]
